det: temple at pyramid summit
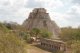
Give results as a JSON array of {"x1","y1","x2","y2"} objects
[{"x1": 23, "y1": 8, "x2": 61, "y2": 39}]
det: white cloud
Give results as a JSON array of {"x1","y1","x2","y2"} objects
[
  {"x1": 45, "y1": 0, "x2": 64, "y2": 8},
  {"x1": 26, "y1": 0, "x2": 64, "y2": 9},
  {"x1": 58, "y1": 4, "x2": 80, "y2": 27},
  {"x1": 48, "y1": 11, "x2": 71, "y2": 27},
  {"x1": 0, "y1": 0, "x2": 29, "y2": 24},
  {"x1": 72, "y1": 0, "x2": 80, "y2": 5},
  {"x1": 0, "y1": 0, "x2": 80, "y2": 27}
]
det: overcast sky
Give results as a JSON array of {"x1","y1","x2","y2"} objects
[{"x1": 0, "y1": 0, "x2": 80, "y2": 27}]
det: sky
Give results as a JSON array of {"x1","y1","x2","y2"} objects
[{"x1": 0, "y1": 0, "x2": 80, "y2": 28}]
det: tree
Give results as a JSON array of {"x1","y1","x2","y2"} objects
[
  {"x1": 40, "y1": 29, "x2": 52, "y2": 38},
  {"x1": 3, "y1": 21, "x2": 21, "y2": 30},
  {"x1": 30, "y1": 28, "x2": 52, "y2": 39},
  {"x1": 61, "y1": 28, "x2": 80, "y2": 41},
  {"x1": 31, "y1": 28, "x2": 40, "y2": 38},
  {"x1": 60, "y1": 27, "x2": 80, "y2": 53}
]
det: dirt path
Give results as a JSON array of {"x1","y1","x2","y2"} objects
[{"x1": 27, "y1": 44, "x2": 51, "y2": 53}]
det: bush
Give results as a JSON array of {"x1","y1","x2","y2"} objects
[
  {"x1": 71, "y1": 40, "x2": 80, "y2": 53},
  {"x1": 0, "y1": 22, "x2": 26, "y2": 53},
  {"x1": 40, "y1": 29, "x2": 52, "y2": 38},
  {"x1": 60, "y1": 27, "x2": 80, "y2": 53},
  {"x1": 0, "y1": 32, "x2": 26, "y2": 53}
]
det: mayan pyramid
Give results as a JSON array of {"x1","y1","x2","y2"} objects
[{"x1": 23, "y1": 8, "x2": 61, "y2": 39}]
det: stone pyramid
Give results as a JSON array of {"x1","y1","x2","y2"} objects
[{"x1": 23, "y1": 8, "x2": 61, "y2": 39}]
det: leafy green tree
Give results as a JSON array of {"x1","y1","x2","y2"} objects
[
  {"x1": 19, "y1": 31, "x2": 31, "y2": 42},
  {"x1": 30, "y1": 28, "x2": 52, "y2": 39},
  {"x1": 31, "y1": 28, "x2": 40, "y2": 38},
  {"x1": 40, "y1": 29, "x2": 52, "y2": 38}
]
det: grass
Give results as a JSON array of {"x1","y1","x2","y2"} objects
[{"x1": 0, "y1": 23, "x2": 26, "y2": 53}]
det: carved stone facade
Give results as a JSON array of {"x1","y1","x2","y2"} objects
[
  {"x1": 23, "y1": 8, "x2": 61, "y2": 39},
  {"x1": 39, "y1": 38, "x2": 66, "y2": 52}
]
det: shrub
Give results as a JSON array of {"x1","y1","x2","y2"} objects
[{"x1": 0, "y1": 32, "x2": 26, "y2": 53}]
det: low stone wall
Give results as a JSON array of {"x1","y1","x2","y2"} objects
[{"x1": 39, "y1": 38, "x2": 66, "y2": 52}]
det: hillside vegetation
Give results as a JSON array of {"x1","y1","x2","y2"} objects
[
  {"x1": 0, "y1": 22, "x2": 52, "y2": 53},
  {"x1": 0, "y1": 21, "x2": 80, "y2": 53},
  {"x1": 0, "y1": 22, "x2": 26, "y2": 53},
  {"x1": 60, "y1": 27, "x2": 80, "y2": 53}
]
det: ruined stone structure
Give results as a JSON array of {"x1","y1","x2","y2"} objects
[
  {"x1": 23, "y1": 8, "x2": 61, "y2": 39},
  {"x1": 39, "y1": 38, "x2": 66, "y2": 52}
]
